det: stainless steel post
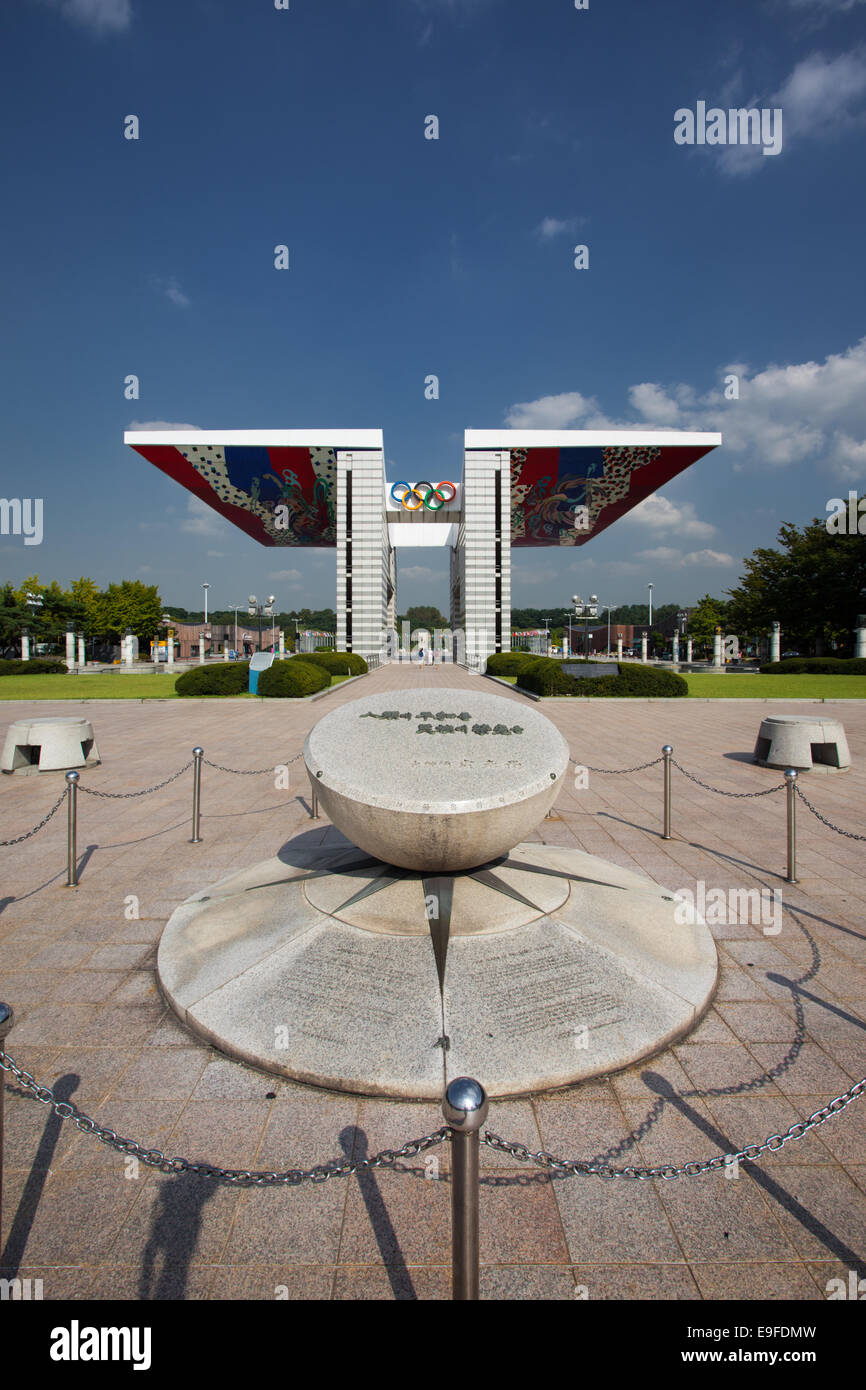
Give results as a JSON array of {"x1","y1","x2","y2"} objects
[
  {"x1": 310, "y1": 770, "x2": 321, "y2": 819},
  {"x1": 785, "y1": 768, "x2": 798, "y2": 884},
  {"x1": 662, "y1": 745, "x2": 673, "y2": 841},
  {"x1": 191, "y1": 747, "x2": 203, "y2": 843},
  {"x1": 65, "y1": 770, "x2": 79, "y2": 886},
  {"x1": 442, "y1": 1076, "x2": 488, "y2": 1300}
]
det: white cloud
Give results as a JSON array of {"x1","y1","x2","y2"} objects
[
  {"x1": 48, "y1": 0, "x2": 133, "y2": 33},
  {"x1": 623, "y1": 495, "x2": 716, "y2": 539},
  {"x1": 716, "y1": 47, "x2": 866, "y2": 174},
  {"x1": 270, "y1": 569, "x2": 302, "y2": 582},
  {"x1": 150, "y1": 275, "x2": 191, "y2": 309},
  {"x1": 180, "y1": 496, "x2": 228, "y2": 538},
  {"x1": 504, "y1": 390, "x2": 617, "y2": 430},
  {"x1": 127, "y1": 420, "x2": 201, "y2": 431},
  {"x1": 506, "y1": 336, "x2": 866, "y2": 481},
  {"x1": 399, "y1": 566, "x2": 439, "y2": 581},
  {"x1": 636, "y1": 546, "x2": 735, "y2": 568},
  {"x1": 534, "y1": 216, "x2": 584, "y2": 241}
]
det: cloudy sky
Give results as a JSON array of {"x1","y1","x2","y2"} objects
[{"x1": 2, "y1": 0, "x2": 865, "y2": 614}]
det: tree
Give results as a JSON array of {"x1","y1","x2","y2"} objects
[
  {"x1": 404, "y1": 605, "x2": 448, "y2": 631},
  {"x1": 686, "y1": 595, "x2": 728, "y2": 655},
  {"x1": 726, "y1": 518, "x2": 866, "y2": 653},
  {"x1": 94, "y1": 581, "x2": 164, "y2": 644}
]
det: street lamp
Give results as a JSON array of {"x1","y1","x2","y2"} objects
[
  {"x1": 572, "y1": 594, "x2": 599, "y2": 658},
  {"x1": 202, "y1": 582, "x2": 210, "y2": 624},
  {"x1": 647, "y1": 582, "x2": 654, "y2": 655},
  {"x1": 247, "y1": 594, "x2": 276, "y2": 653}
]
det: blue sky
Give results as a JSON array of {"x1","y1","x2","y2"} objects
[{"x1": 2, "y1": 0, "x2": 865, "y2": 616}]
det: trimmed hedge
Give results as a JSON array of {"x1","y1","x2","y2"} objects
[
  {"x1": 175, "y1": 662, "x2": 250, "y2": 696},
  {"x1": 485, "y1": 652, "x2": 538, "y2": 677},
  {"x1": 759, "y1": 657, "x2": 866, "y2": 675},
  {"x1": 302, "y1": 651, "x2": 368, "y2": 677},
  {"x1": 0, "y1": 658, "x2": 67, "y2": 676},
  {"x1": 517, "y1": 658, "x2": 688, "y2": 698},
  {"x1": 257, "y1": 659, "x2": 331, "y2": 697}
]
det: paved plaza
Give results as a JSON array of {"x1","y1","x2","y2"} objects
[{"x1": 1, "y1": 666, "x2": 865, "y2": 1301}]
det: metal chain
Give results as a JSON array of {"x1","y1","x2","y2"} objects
[
  {"x1": 570, "y1": 756, "x2": 663, "y2": 775},
  {"x1": 0, "y1": 1050, "x2": 447, "y2": 1185},
  {"x1": 483, "y1": 1077, "x2": 866, "y2": 1180},
  {"x1": 672, "y1": 759, "x2": 786, "y2": 799},
  {"x1": 794, "y1": 784, "x2": 866, "y2": 842},
  {"x1": 77, "y1": 760, "x2": 194, "y2": 799},
  {"x1": 0, "y1": 786, "x2": 67, "y2": 845},
  {"x1": 202, "y1": 751, "x2": 305, "y2": 776}
]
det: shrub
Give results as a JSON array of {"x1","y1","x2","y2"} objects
[
  {"x1": 175, "y1": 662, "x2": 250, "y2": 696},
  {"x1": 0, "y1": 658, "x2": 68, "y2": 676},
  {"x1": 759, "y1": 657, "x2": 866, "y2": 675},
  {"x1": 257, "y1": 659, "x2": 330, "y2": 697},
  {"x1": 485, "y1": 652, "x2": 538, "y2": 676},
  {"x1": 517, "y1": 658, "x2": 688, "y2": 698},
  {"x1": 302, "y1": 650, "x2": 368, "y2": 677}
]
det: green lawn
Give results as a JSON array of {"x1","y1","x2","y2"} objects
[
  {"x1": 685, "y1": 674, "x2": 866, "y2": 699},
  {"x1": 0, "y1": 672, "x2": 359, "y2": 700}
]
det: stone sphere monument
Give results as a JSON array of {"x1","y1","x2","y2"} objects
[{"x1": 158, "y1": 688, "x2": 717, "y2": 1098}]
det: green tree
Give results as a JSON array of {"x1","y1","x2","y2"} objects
[
  {"x1": 95, "y1": 581, "x2": 163, "y2": 644},
  {"x1": 404, "y1": 605, "x2": 448, "y2": 631},
  {"x1": 686, "y1": 595, "x2": 728, "y2": 655},
  {"x1": 726, "y1": 518, "x2": 866, "y2": 654}
]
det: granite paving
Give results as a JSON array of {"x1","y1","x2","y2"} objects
[{"x1": 1, "y1": 670, "x2": 864, "y2": 1301}]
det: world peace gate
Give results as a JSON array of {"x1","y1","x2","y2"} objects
[{"x1": 125, "y1": 427, "x2": 721, "y2": 665}]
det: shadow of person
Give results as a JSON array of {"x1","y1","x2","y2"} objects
[{"x1": 138, "y1": 1175, "x2": 220, "y2": 1300}]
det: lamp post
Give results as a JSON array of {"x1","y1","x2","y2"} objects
[
  {"x1": 247, "y1": 594, "x2": 276, "y2": 653},
  {"x1": 202, "y1": 582, "x2": 210, "y2": 625},
  {"x1": 647, "y1": 582, "x2": 654, "y2": 658},
  {"x1": 572, "y1": 594, "x2": 599, "y2": 658}
]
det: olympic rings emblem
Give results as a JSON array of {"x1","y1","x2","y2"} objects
[{"x1": 390, "y1": 480, "x2": 457, "y2": 512}]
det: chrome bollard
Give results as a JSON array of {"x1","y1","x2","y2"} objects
[
  {"x1": 310, "y1": 770, "x2": 321, "y2": 819},
  {"x1": 0, "y1": 1002, "x2": 13, "y2": 1245},
  {"x1": 662, "y1": 744, "x2": 673, "y2": 841},
  {"x1": 191, "y1": 747, "x2": 203, "y2": 844},
  {"x1": 65, "y1": 770, "x2": 79, "y2": 886},
  {"x1": 443, "y1": 1076, "x2": 488, "y2": 1300},
  {"x1": 785, "y1": 768, "x2": 798, "y2": 884}
]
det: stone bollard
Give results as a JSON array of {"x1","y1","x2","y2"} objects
[{"x1": 770, "y1": 622, "x2": 781, "y2": 664}]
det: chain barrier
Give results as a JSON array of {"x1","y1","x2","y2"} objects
[
  {"x1": 670, "y1": 759, "x2": 786, "y2": 799},
  {"x1": 483, "y1": 1077, "x2": 866, "y2": 1179},
  {"x1": 0, "y1": 1049, "x2": 448, "y2": 1185},
  {"x1": 794, "y1": 784, "x2": 866, "y2": 842},
  {"x1": 570, "y1": 755, "x2": 663, "y2": 775},
  {"x1": 202, "y1": 751, "x2": 305, "y2": 777},
  {"x1": 76, "y1": 760, "x2": 194, "y2": 800},
  {"x1": 0, "y1": 786, "x2": 68, "y2": 845},
  {"x1": 3, "y1": 1047, "x2": 863, "y2": 1186}
]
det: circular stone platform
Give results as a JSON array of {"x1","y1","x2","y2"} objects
[
  {"x1": 303, "y1": 688, "x2": 569, "y2": 871},
  {"x1": 158, "y1": 834, "x2": 718, "y2": 1099}
]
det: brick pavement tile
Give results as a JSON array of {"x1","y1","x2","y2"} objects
[
  {"x1": 674, "y1": 1043, "x2": 787, "y2": 1097},
  {"x1": 105, "y1": 1172, "x2": 244, "y2": 1265},
  {"x1": 207, "y1": 1264, "x2": 334, "y2": 1300},
  {"x1": 700, "y1": 1095, "x2": 834, "y2": 1166},
  {"x1": 85, "y1": 1264, "x2": 214, "y2": 1300},
  {"x1": 752, "y1": 1163, "x2": 866, "y2": 1264},
  {"x1": 655, "y1": 1176, "x2": 799, "y2": 1262},
  {"x1": 0, "y1": 1266, "x2": 95, "y2": 1300},
  {"x1": 716, "y1": 1002, "x2": 805, "y2": 1044},
  {"x1": 107, "y1": 1047, "x2": 210, "y2": 1101},
  {"x1": 534, "y1": 1096, "x2": 641, "y2": 1168},
  {"x1": 332, "y1": 1265, "x2": 451, "y2": 1300},
  {"x1": 337, "y1": 1168, "x2": 451, "y2": 1265},
  {"x1": 226, "y1": 1182, "x2": 347, "y2": 1265},
  {"x1": 745, "y1": 1042, "x2": 855, "y2": 1098},
  {"x1": 479, "y1": 1265, "x2": 582, "y2": 1300},
  {"x1": 6, "y1": 1170, "x2": 144, "y2": 1264},
  {"x1": 257, "y1": 1094, "x2": 361, "y2": 1170},
  {"x1": 569, "y1": 1264, "x2": 700, "y2": 1300},
  {"x1": 554, "y1": 1171, "x2": 685, "y2": 1263},
  {"x1": 55, "y1": 1099, "x2": 188, "y2": 1172},
  {"x1": 805, "y1": 1260, "x2": 865, "y2": 1299},
  {"x1": 168, "y1": 1100, "x2": 272, "y2": 1170},
  {"x1": 690, "y1": 1262, "x2": 822, "y2": 1299}
]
